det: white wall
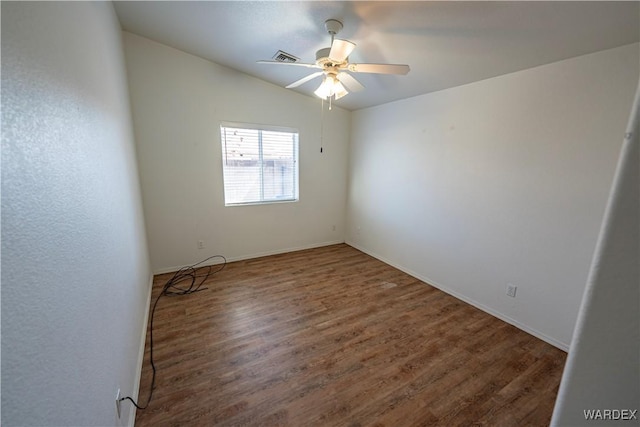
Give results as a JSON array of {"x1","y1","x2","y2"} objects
[
  {"x1": 123, "y1": 32, "x2": 350, "y2": 273},
  {"x1": 346, "y1": 43, "x2": 639, "y2": 349},
  {"x1": 1, "y1": 3, "x2": 151, "y2": 426},
  {"x1": 552, "y1": 83, "x2": 639, "y2": 426}
]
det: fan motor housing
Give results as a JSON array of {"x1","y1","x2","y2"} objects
[
  {"x1": 316, "y1": 47, "x2": 331, "y2": 61},
  {"x1": 316, "y1": 47, "x2": 347, "y2": 69}
]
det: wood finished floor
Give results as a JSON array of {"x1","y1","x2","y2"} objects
[{"x1": 135, "y1": 244, "x2": 566, "y2": 427}]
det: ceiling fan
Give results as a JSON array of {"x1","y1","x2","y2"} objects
[{"x1": 257, "y1": 19, "x2": 410, "y2": 102}]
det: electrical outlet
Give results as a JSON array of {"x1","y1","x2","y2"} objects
[
  {"x1": 506, "y1": 284, "x2": 517, "y2": 298},
  {"x1": 115, "y1": 388, "x2": 121, "y2": 419},
  {"x1": 198, "y1": 240, "x2": 204, "y2": 250}
]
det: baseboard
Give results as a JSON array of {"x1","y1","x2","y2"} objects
[
  {"x1": 153, "y1": 240, "x2": 345, "y2": 275},
  {"x1": 125, "y1": 274, "x2": 154, "y2": 427},
  {"x1": 346, "y1": 240, "x2": 570, "y2": 352}
]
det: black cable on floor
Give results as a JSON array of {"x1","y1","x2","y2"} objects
[{"x1": 119, "y1": 254, "x2": 227, "y2": 410}]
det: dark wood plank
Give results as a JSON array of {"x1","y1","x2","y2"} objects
[{"x1": 134, "y1": 244, "x2": 566, "y2": 426}]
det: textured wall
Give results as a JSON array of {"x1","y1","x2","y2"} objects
[
  {"x1": 1, "y1": 2, "x2": 150, "y2": 426},
  {"x1": 346, "y1": 43, "x2": 639, "y2": 349}
]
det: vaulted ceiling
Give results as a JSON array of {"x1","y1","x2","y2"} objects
[{"x1": 114, "y1": 1, "x2": 639, "y2": 111}]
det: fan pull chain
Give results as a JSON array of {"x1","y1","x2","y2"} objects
[{"x1": 320, "y1": 98, "x2": 324, "y2": 153}]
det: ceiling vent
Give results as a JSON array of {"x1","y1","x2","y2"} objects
[{"x1": 272, "y1": 50, "x2": 299, "y2": 63}]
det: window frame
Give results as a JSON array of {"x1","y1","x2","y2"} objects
[{"x1": 219, "y1": 122, "x2": 299, "y2": 207}]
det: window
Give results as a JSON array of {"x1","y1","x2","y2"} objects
[{"x1": 220, "y1": 123, "x2": 299, "y2": 206}]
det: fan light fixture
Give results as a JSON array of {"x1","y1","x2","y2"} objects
[{"x1": 314, "y1": 74, "x2": 348, "y2": 100}]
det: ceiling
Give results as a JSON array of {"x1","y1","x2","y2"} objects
[{"x1": 114, "y1": 1, "x2": 639, "y2": 111}]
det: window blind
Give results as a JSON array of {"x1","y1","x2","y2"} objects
[{"x1": 220, "y1": 124, "x2": 299, "y2": 206}]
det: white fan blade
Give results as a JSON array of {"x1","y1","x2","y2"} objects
[
  {"x1": 286, "y1": 72, "x2": 324, "y2": 89},
  {"x1": 257, "y1": 60, "x2": 320, "y2": 69},
  {"x1": 347, "y1": 63, "x2": 410, "y2": 75},
  {"x1": 329, "y1": 39, "x2": 356, "y2": 63},
  {"x1": 337, "y1": 72, "x2": 364, "y2": 92}
]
